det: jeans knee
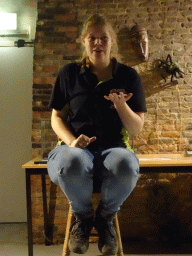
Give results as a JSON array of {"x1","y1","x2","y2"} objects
[
  {"x1": 59, "y1": 148, "x2": 93, "y2": 177},
  {"x1": 119, "y1": 157, "x2": 139, "y2": 175},
  {"x1": 106, "y1": 150, "x2": 139, "y2": 178},
  {"x1": 114, "y1": 156, "x2": 139, "y2": 191}
]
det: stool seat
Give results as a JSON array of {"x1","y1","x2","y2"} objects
[{"x1": 62, "y1": 204, "x2": 124, "y2": 256}]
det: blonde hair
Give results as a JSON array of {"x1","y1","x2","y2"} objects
[{"x1": 79, "y1": 14, "x2": 119, "y2": 61}]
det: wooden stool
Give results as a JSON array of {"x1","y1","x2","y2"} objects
[{"x1": 62, "y1": 205, "x2": 124, "y2": 256}]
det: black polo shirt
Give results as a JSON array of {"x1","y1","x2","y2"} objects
[{"x1": 49, "y1": 58, "x2": 147, "y2": 151}]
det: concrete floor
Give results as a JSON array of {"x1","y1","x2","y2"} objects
[{"x1": 0, "y1": 223, "x2": 192, "y2": 256}]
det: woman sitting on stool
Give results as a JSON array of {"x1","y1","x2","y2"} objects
[{"x1": 47, "y1": 13, "x2": 147, "y2": 255}]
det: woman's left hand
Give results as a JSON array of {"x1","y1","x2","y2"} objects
[
  {"x1": 104, "y1": 89, "x2": 133, "y2": 108},
  {"x1": 104, "y1": 89, "x2": 144, "y2": 135}
]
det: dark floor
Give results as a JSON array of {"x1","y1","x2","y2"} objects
[{"x1": 0, "y1": 223, "x2": 192, "y2": 256}]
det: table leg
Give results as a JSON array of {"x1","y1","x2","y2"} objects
[
  {"x1": 41, "y1": 174, "x2": 51, "y2": 245},
  {"x1": 26, "y1": 169, "x2": 33, "y2": 256}
]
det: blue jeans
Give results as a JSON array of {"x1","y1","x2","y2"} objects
[{"x1": 47, "y1": 145, "x2": 139, "y2": 218}]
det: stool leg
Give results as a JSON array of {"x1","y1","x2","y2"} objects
[
  {"x1": 62, "y1": 206, "x2": 73, "y2": 256},
  {"x1": 114, "y1": 214, "x2": 124, "y2": 256}
]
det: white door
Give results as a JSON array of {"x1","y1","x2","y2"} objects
[{"x1": 0, "y1": 47, "x2": 33, "y2": 222}]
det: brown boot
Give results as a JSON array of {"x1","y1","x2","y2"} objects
[
  {"x1": 94, "y1": 215, "x2": 118, "y2": 255},
  {"x1": 69, "y1": 216, "x2": 94, "y2": 254}
]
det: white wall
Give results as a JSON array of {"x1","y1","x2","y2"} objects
[{"x1": 0, "y1": 0, "x2": 37, "y2": 222}]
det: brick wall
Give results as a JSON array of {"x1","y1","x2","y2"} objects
[{"x1": 31, "y1": 0, "x2": 192, "y2": 244}]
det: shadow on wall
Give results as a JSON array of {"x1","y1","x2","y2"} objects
[
  {"x1": 117, "y1": 26, "x2": 178, "y2": 99},
  {"x1": 146, "y1": 181, "x2": 192, "y2": 244},
  {"x1": 139, "y1": 62, "x2": 178, "y2": 98}
]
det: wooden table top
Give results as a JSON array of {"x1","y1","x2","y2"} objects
[
  {"x1": 22, "y1": 154, "x2": 192, "y2": 169},
  {"x1": 137, "y1": 154, "x2": 192, "y2": 167},
  {"x1": 22, "y1": 157, "x2": 48, "y2": 169}
]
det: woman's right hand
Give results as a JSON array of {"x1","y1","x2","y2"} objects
[{"x1": 70, "y1": 134, "x2": 96, "y2": 148}]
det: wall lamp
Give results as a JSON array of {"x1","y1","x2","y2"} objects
[
  {"x1": 0, "y1": 13, "x2": 17, "y2": 30},
  {"x1": 0, "y1": 13, "x2": 30, "y2": 38}
]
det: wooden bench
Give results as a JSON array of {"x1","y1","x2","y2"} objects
[{"x1": 22, "y1": 153, "x2": 192, "y2": 256}]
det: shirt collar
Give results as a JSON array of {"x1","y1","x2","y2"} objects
[
  {"x1": 79, "y1": 58, "x2": 89, "y2": 74},
  {"x1": 79, "y1": 57, "x2": 120, "y2": 76},
  {"x1": 111, "y1": 57, "x2": 120, "y2": 76},
  {"x1": 80, "y1": 65, "x2": 87, "y2": 74}
]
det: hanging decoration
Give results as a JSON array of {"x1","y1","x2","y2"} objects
[
  {"x1": 130, "y1": 24, "x2": 149, "y2": 62},
  {"x1": 158, "y1": 54, "x2": 184, "y2": 82}
]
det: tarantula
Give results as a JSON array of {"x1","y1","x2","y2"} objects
[{"x1": 158, "y1": 54, "x2": 184, "y2": 82}]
